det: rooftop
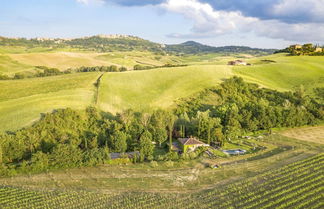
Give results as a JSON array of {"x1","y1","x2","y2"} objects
[{"x1": 178, "y1": 137, "x2": 206, "y2": 145}]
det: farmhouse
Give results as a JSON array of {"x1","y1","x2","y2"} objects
[
  {"x1": 291, "y1": 44, "x2": 302, "y2": 49},
  {"x1": 315, "y1": 47, "x2": 323, "y2": 53},
  {"x1": 228, "y1": 60, "x2": 248, "y2": 66},
  {"x1": 178, "y1": 137, "x2": 209, "y2": 153}
]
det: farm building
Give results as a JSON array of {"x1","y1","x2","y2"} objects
[
  {"x1": 228, "y1": 60, "x2": 248, "y2": 66},
  {"x1": 178, "y1": 137, "x2": 209, "y2": 153},
  {"x1": 315, "y1": 47, "x2": 323, "y2": 52},
  {"x1": 290, "y1": 44, "x2": 302, "y2": 49}
]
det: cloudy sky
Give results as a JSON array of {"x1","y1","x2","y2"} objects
[{"x1": 1, "y1": 0, "x2": 324, "y2": 48}]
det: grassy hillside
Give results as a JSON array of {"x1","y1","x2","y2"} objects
[
  {"x1": 98, "y1": 65, "x2": 232, "y2": 113},
  {"x1": 0, "y1": 73, "x2": 100, "y2": 132},
  {"x1": 1, "y1": 52, "x2": 323, "y2": 132},
  {"x1": 233, "y1": 54, "x2": 324, "y2": 92},
  {"x1": 0, "y1": 55, "x2": 34, "y2": 76},
  {"x1": 1, "y1": 48, "x2": 181, "y2": 75}
]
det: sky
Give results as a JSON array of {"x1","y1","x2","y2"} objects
[{"x1": 1, "y1": 0, "x2": 324, "y2": 48}]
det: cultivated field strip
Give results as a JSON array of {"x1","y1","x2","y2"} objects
[{"x1": 0, "y1": 153, "x2": 322, "y2": 209}]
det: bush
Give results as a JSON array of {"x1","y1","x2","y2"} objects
[
  {"x1": 150, "y1": 160, "x2": 158, "y2": 168},
  {"x1": 164, "y1": 161, "x2": 174, "y2": 168}
]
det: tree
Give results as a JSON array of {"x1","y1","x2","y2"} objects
[
  {"x1": 152, "y1": 127, "x2": 167, "y2": 147},
  {"x1": 151, "y1": 109, "x2": 168, "y2": 146},
  {"x1": 139, "y1": 131, "x2": 154, "y2": 161},
  {"x1": 110, "y1": 131, "x2": 128, "y2": 153},
  {"x1": 165, "y1": 112, "x2": 176, "y2": 152},
  {"x1": 31, "y1": 151, "x2": 49, "y2": 172},
  {"x1": 214, "y1": 128, "x2": 224, "y2": 147}
]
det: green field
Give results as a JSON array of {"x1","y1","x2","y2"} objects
[
  {"x1": 0, "y1": 47, "x2": 182, "y2": 74},
  {"x1": 0, "y1": 73, "x2": 100, "y2": 132},
  {"x1": 1, "y1": 51, "x2": 324, "y2": 133},
  {"x1": 98, "y1": 65, "x2": 232, "y2": 113},
  {"x1": 233, "y1": 54, "x2": 324, "y2": 92}
]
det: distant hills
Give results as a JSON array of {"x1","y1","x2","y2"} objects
[
  {"x1": 0, "y1": 35, "x2": 277, "y2": 55},
  {"x1": 165, "y1": 41, "x2": 276, "y2": 55}
]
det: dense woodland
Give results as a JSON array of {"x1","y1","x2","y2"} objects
[{"x1": 0, "y1": 77, "x2": 322, "y2": 176}]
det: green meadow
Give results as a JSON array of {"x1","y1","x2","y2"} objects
[
  {"x1": 0, "y1": 73, "x2": 100, "y2": 132},
  {"x1": 0, "y1": 47, "x2": 182, "y2": 74},
  {"x1": 98, "y1": 65, "x2": 232, "y2": 113},
  {"x1": 233, "y1": 54, "x2": 324, "y2": 92}
]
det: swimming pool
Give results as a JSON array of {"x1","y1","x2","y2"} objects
[{"x1": 223, "y1": 149, "x2": 247, "y2": 155}]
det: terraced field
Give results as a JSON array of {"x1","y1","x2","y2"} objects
[{"x1": 0, "y1": 153, "x2": 322, "y2": 209}]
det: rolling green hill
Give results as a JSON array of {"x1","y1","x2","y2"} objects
[
  {"x1": 166, "y1": 41, "x2": 276, "y2": 55},
  {"x1": 233, "y1": 54, "x2": 324, "y2": 93},
  {"x1": 1, "y1": 49, "x2": 324, "y2": 133},
  {"x1": 98, "y1": 65, "x2": 232, "y2": 113},
  {"x1": 0, "y1": 73, "x2": 100, "y2": 132}
]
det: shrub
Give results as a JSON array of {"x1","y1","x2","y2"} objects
[
  {"x1": 164, "y1": 160, "x2": 174, "y2": 168},
  {"x1": 150, "y1": 160, "x2": 158, "y2": 168}
]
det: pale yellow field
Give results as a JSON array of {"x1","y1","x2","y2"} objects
[
  {"x1": 6, "y1": 51, "x2": 181, "y2": 71},
  {"x1": 8, "y1": 52, "x2": 118, "y2": 70},
  {"x1": 280, "y1": 126, "x2": 324, "y2": 145}
]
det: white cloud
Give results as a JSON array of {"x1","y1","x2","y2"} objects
[
  {"x1": 272, "y1": 0, "x2": 324, "y2": 23},
  {"x1": 161, "y1": 0, "x2": 324, "y2": 42},
  {"x1": 76, "y1": 0, "x2": 104, "y2": 5}
]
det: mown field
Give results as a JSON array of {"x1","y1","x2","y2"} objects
[
  {"x1": 0, "y1": 129, "x2": 323, "y2": 209},
  {"x1": 0, "y1": 46, "x2": 181, "y2": 74},
  {"x1": 233, "y1": 54, "x2": 324, "y2": 92},
  {"x1": 98, "y1": 65, "x2": 232, "y2": 113},
  {"x1": 0, "y1": 73, "x2": 100, "y2": 132}
]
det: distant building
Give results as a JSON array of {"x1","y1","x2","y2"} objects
[
  {"x1": 315, "y1": 47, "x2": 323, "y2": 52},
  {"x1": 228, "y1": 60, "x2": 248, "y2": 66},
  {"x1": 178, "y1": 137, "x2": 209, "y2": 153},
  {"x1": 291, "y1": 44, "x2": 302, "y2": 49}
]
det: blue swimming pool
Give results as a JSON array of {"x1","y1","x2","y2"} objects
[{"x1": 223, "y1": 149, "x2": 246, "y2": 155}]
